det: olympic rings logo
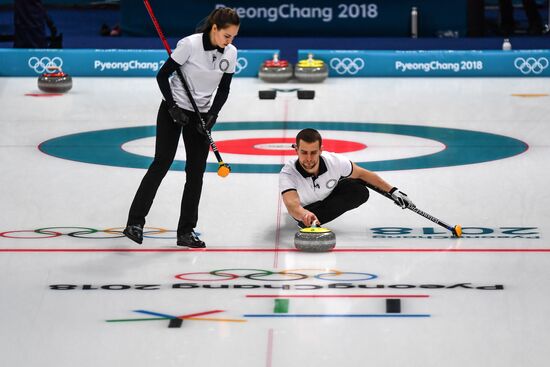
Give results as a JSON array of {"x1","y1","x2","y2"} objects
[
  {"x1": 175, "y1": 269, "x2": 378, "y2": 282},
  {"x1": 219, "y1": 59, "x2": 230, "y2": 72},
  {"x1": 28, "y1": 56, "x2": 64, "y2": 74},
  {"x1": 0, "y1": 227, "x2": 178, "y2": 239},
  {"x1": 329, "y1": 57, "x2": 365, "y2": 75},
  {"x1": 235, "y1": 57, "x2": 248, "y2": 75},
  {"x1": 513, "y1": 57, "x2": 549, "y2": 75}
]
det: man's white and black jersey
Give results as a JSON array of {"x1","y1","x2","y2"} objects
[
  {"x1": 170, "y1": 32, "x2": 237, "y2": 112},
  {"x1": 279, "y1": 151, "x2": 353, "y2": 206}
]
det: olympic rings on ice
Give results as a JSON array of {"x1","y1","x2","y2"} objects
[
  {"x1": 174, "y1": 268, "x2": 378, "y2": 282},
  {"x1": 0, "y1": 226, "x2": 176, "y2": 239}
]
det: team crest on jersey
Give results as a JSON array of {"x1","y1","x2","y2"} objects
[
  {"x1": 219, "y1": 59, "x2": 230, "y2": 72},
  {"x1": 326, "y1": 179, "x2": 338, "y2": 189}
]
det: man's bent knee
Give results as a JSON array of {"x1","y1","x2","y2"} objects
[{"x1": 339, "y1": 178, "x2": 370, "y2": 207}]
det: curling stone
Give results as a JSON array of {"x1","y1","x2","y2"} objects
[
  {"x1": 294, "y1": 53, "x2": 328, "y2": 83},
  {"x1": 258, "y1": 54, "x2": 293, "y2": 83},
  {"x1": 294, "y1": 226, "x2": 336, "y2": 252},
  {"x1": 37, "y1": 67, "x2": 72, "y2": 93}
]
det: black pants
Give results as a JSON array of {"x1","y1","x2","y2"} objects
[
  {"x1": 467, "y1": 0, "x2": 485, "y2": 37},
  {"x1": 127, "y1": 100, "x2": 210, "y2": 234},
  {"x1": 499, "y1": 0, "x2": 543, "y2": 35},
  {"x1": 303, "y1": 178, "x2": 370, "y2": 226}
]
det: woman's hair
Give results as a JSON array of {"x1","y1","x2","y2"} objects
[
  {"x1": 196, "y1": 7, "x2": 240, "y2": 33},
  {"x1": 296, "y1": 128, "x2": 322, "y2": 148}
]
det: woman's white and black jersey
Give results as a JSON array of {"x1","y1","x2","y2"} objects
[
  {"x1": 279, "y1": 151, "x2": 353, "y2": 206},
  {"x1": 170, "y1": 32, "x2": 237, "y2": 112}
]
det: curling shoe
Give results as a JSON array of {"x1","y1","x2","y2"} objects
[
  {"x1": 177, "y1": 231, "x2": 206, "y2": 248},
  {"x1": 123, "y1": 224, "x2": 143, "y2": 244}
]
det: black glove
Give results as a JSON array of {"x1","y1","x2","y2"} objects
[
  {"x1": 389, "y1": 187, "x2": 414, "y2": 209},
  {"x1": 196, "y1": 113, "x2": 217, "y2": 136},
  {"x1": 168, "y1": 104, "x2": 189, "y2": 126}
]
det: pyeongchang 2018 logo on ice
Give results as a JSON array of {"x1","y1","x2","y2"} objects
[
  {"x1": 48, "y1": 268, "x2": 504, "y2": 291},
  {"x1": 45, "y1": 269, "x2": 504, "y2": 329},
  {"x1": 93, "y1": 59, "x2": 165, "y2": 72}
]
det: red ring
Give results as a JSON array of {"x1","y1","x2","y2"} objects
[
  {"x1": 215, "y1": 138, "x2": 366, "y2": 156},
  {"x1": 0, "y1": 230, "x2": 62, "y2": 239}
]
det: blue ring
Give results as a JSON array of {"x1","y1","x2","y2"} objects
[
  {"x1": 39, "y1": 121, "x2": 528, "y2": 173},
  {"x1": 315, "y1": 272, "x2": 378, "y2": 281}
]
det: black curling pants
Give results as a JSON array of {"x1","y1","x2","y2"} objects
[
  {"x1": 127, "y1": 100, "x2": 210, "y2": 235},
  {"x1": 303, "y1": 178, "x2": 370, "y2": 226},
  {"x1": 499, "y1": 0, "x2": 543, "y2": 35}
]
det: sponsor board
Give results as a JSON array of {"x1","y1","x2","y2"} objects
[
  {"x1": 0, "y1": 49, "x2": 275, "y2": 77},
  {"x1": 299, "y1": 49, "x2": 550, "y2": 77},
  {"x1": 122, "y1": 1, "x2": 466, "y2": 37}
]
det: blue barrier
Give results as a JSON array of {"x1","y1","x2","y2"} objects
[
  {"x1": 0, "y1": 48, "x2": 277, "y2": 77},
  {"x1": 3, "y1": 48, "x2": 549, "y2": 77},
  {"x1": 298, "y1": 49, "x2": 550, "y2": 77}
]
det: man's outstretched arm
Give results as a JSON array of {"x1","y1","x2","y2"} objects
[{"x1": 282, "y1": 190, "x2": 319, "y2": 227}]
